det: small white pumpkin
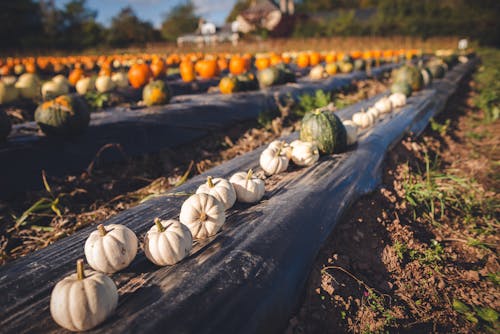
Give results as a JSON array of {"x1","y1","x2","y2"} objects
[
  {"x1": 84, "y1": 224, "x2": 138, "y2": 273},
  {"x1": 95, "y1": 76, "x2": 116, "y2": 93},
  {"x1": 76, "y1": 77, "x2": 96, "y2": 95},
  {"x1": 229, "y1": 169, "x2": 265, "y2": 203},
  {"x1": 289, "y1": 140, "x2": 319, "y2": 166},
  {"x1": 259, "y1": 143, "x2": 290, "y2": 175},
  {"x1": 389, "y1": 92, "x2": 406, "y2": 109},
  {"x1": 309, "y1": 65, "x2": 326, "y2": 80},
  {"x1": 1, "y1": 76, "x2": 17, "y2": 85},
  {"x1": 374, "y1": 96, "x2": 392, "y2": 114},
  {"x1": 179, "y1": 193, "x2": 225, "y2": 239},
  {"x1": 420, "y1": 69, "x2": 431, "y2": 86},
  {"x1": 42, "y1": 80, "x2": 69, "y2": 99},
  {"x1": 50, "y1": 259, "x2": 118, "y2": 332},
  {"x1": 15, "y1": 73, "x2": 41, "y2": 99},
  {"x1": 267, "y1": 140, "x2": 289, "y2": 151},
  {"x1": 196, "y1": 176, "x2": 236, "y2": 210},
  {"x1": 342, "y1": 120, "x2": 358, "y2": 145},
  {"x1": 366, "y1": 106, "x2": 380, "y2": 119},
  {"x1": 143, "y1": 218, "x2": 192, "y2": 266},
  {"x1": 352, "y1": 109, "x2": 375, "y2": 128},
  {"x1": 111, "y1": 72, "x2": 129, "y2": 88},
  {"x1": 458, "y1": 55, "x2": 469, "y2": 64}
]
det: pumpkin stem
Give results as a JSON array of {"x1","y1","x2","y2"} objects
[
  {"x1": 154, "y1": 218, "x2": 165, "y2": 233},
  {"x1": 207, "y1": 176, "x2": 215, "y2": 188},
  {"x1": 76, "y1": 259, "x2": 85, "y2": 280},
  {"x1": 97, "y1": 224, "x2": 107, "y2": 237},
  {"x1": 199, "y1": 211, "x2": 207, "y2": 222},
  {"x1": 246, "y1": 169, "x2": 253, "y2": 181}
]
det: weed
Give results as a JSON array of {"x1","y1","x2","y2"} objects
[
  {"x1": 453, "y1": 299, "x2": 499, "y2": 332},
  {"x1": 430, "y1": 117, "x2": 450, "y2": 136},
  {"x1": 294, "y1": 89, "x2": 332, "y2": 117},
  {"x1": 474, "y1": 48, "x2": 500, "y2": 123}
]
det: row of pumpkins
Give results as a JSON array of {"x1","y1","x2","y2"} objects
[{"x1": 49, "y1": 55, "x2": 464, "y2": 331}]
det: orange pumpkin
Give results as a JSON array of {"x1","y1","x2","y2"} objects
[
  {"x1": 325, "y1": 53, "x2": 337, "y2": 64},
  {"x1": 128, "y1": 63, "x2": 152, "y2": 89},
  {"x1": 195, "y1": 59, "x2": 218, "y2": 79},
  {"x1": 217, "y1": 57, "x2": 229, "y2": 72},
  {"x1": 68, "y1": 68, "x2": 84, "y2": 86},
  {"x1": 179, "y1": 60, "x2": 196, "y2": 82},
  {"x1": 229, "y1": 56, "x2": 246, "y2": 75},
  {"x1": 255, "y1": 57, "x2": 270, "y2": 71},
  {"x1": 296, "y1": 53, "x2": 310, "y2": 68},
  {"x1": 309, "y1": 52, "x2": 321, "y2": 66},
  {"x1": 150, "y1": 59, "x2": 166, "y2": 79}
]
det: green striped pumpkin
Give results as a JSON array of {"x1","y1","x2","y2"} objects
[
  {"x1": 300, "y1": 108, "x2": 346, "y2": 155},
  {"x1": 392, "y1": 65, "x2": 424, "y2": 92},
  {"x1": 390, "y1": 81, "x2": 412, "y2": 97},
  {"x1": 35, "y1": 94, "x2": 90, "y2": 136}
]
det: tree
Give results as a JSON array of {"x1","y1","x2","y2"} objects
[
  {"x1": 161, "y1": 1, "x2": 199, "y2": 42},
  {"x1": 60, "y1": 0, "x2": 101, "y2": 49},
  {"x1": 107, "y1": 7, "x2": 159, "y2": 48},
  {"x1": 0, "y1": 0, "x2": 44, "y2": 51}
]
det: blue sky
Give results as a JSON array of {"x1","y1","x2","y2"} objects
[{"x1": 54, "y1": 0, "x2": 238, "y2": 28}]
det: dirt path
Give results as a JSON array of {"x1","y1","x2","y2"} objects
[{"x1": 286, "y1": 73, "x2": 499, "y2": 333}]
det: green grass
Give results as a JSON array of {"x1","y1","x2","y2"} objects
[{"x1": 474, "y1": 48, "x2": 500, "y2": 123}]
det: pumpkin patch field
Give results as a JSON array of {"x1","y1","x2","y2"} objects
[{"x1": 0, "y1": 43, "x2": 498, "y2": 334}]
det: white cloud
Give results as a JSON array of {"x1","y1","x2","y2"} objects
[{"x1": 192, "y1": 0, "x2": 236, "y2": 23}]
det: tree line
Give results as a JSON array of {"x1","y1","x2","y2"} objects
[{"x1": 1, "y1": 0, "x2": 498, "y2": 53}]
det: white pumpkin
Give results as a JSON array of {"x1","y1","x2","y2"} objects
[
  {"x1": 374, "y1": 96, "x2": 392, "y2": 114},
  {"x1": 50, "y1": 259, "x2": 118, "y2": 332},
  {"x1": 84, "y1": 224, "x2": 138, "y2": 273},
  {"x1": 259, "y1": 143, "x2": 290, "y2": 175},
  {"x1": 458, "y1": 55, "x2": 469, "y2": 64},
  {"x1": 196, "y1": 176, "x2": 236, "y2": 210},
  {"x1": 289, "y1": 140, "x2": 319, "y2": 166},
  {"x1": 389, "y1": 92, "x2": 406, "y2": 109},
  {"x1": 366, "y1": 106, "x2": 380, "y2": 119},
  {"x1": 143, "y1": 218, "x2": 192, "y2": 266},
  {"x1": 42, "y1": 80, "x2": 69, "y2": 99},
  {"x1": 179, "y1": 193, "x2": 225, "y2": 239},
  {"x1": 15, "y1": 73, "x2": 41, "y2": 99},
  {"x1": 342, "y1": 120, "x2": 358, "y2": 145},
  {"x1": 1, "y1": 76, "x2": 17, "y2": 85},
  {"x1": 267, "y1": 140, "x2": 289, "y2": 151},
  {"x1": 52, "y1": 74, "x2": 70, "y2": 87},
  {"x1": 111, "y1": 72, "x2": 129, "y2": 88},
  {"x1": 76, "y1": 77, "x2": 96, "y2": 95},
  {"x1": 309, "y1": 65, "x2": 326, "y2": 80},
  {"x1": 229, "y1": 169, "x2": 265, "y2": 203},
  {"x1": 352, "y1": 109, "x2": 375, "y2": 128},
  {"x1": 0, "y1": 81, "x2": 19, "y2": 104},
  {"x1": 95, "y1": 76, "x2": 116, "y2": 93}
]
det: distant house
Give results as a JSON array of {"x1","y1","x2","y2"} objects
[
  {"x1": 236, "y1": 0, "x2": 295, "y2": 36},
  {"x1": 177, "y1": 19, "x2": 238, "y2": 46}
]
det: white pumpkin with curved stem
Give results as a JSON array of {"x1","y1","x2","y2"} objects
[
  {"x1": 143, "y1": 218, "x2": 192, "y2": 266},
  {"x1": 374, "y1": 96, "x2": 392, "y2": 114},
  {"x1": 229, "y1": 169, "x2": 265, "y2": 203},
  {"x1": 352, "y1": 109, "x2": 375, "y2": 128},
  {"x1": 76, "y1": 77, "x2": 96, "y2": 95},
  {"x1": 196, "y1": 176, "x2": 236, "y2": 210},
  {"x1": 180, "y1": 193, "x2": 225, "y2": 239},
  {"x1": 290, "y1": 140, "x2": 319, "y2": 166},
  {"x1": 50, "y1": 259, "x2": 118, "y2": 332},
  {"x1": 342, "y1": 120, "x2": 358, "y2": 145},
  {"x1": 389, "y1": 92, "x2": 406, "y2": 109},
  {"x1": 259, "y1": 142, "x2": 290, "y2": 175},
  {"x1": 84, "y1": 224, "x2": 138, "y2": 273}
]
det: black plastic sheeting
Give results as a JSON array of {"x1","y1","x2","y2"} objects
[
  {"x1": 0, "y1": 64, "x2": 396, "y2": 198},
  {"x1": 0, "y1": 59, "x2": 476, "y2": 333}
]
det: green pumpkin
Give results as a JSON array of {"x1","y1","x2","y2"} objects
[
  {"x1": 390, "y1": 81, "x2": 412, "y2": 97},
  {"x1": 300, "y1": 108, "x2": 346, "y2": 155},
  {"x1": 236, "y1": 73, "x2": 258, "y2": 91},
  {"x1": 420, "y1": 67, "x2": 433, "y2": 86},
  {"x1": 143, "y1": 80, "x2": 171, "y2": 106},
  {"x1": 34, "y1": 94, "x2": 90, "y2": 136},
  {"x1": 429, "y1": 64, "x2": 445, "y2": 79},
  {"x1": 0, "y1": 109, "x2": 12, "y2": 142},
  {"x1": 392, "y1": 65, "x2": 424, "y2": 92}
]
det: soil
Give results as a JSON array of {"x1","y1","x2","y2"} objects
[
  {"x1": 285, "y1": 74, "x2": 499, "y2": 332},
  {"x1": 0, "y1": 79, "x2": 388, "y2": 265}
]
